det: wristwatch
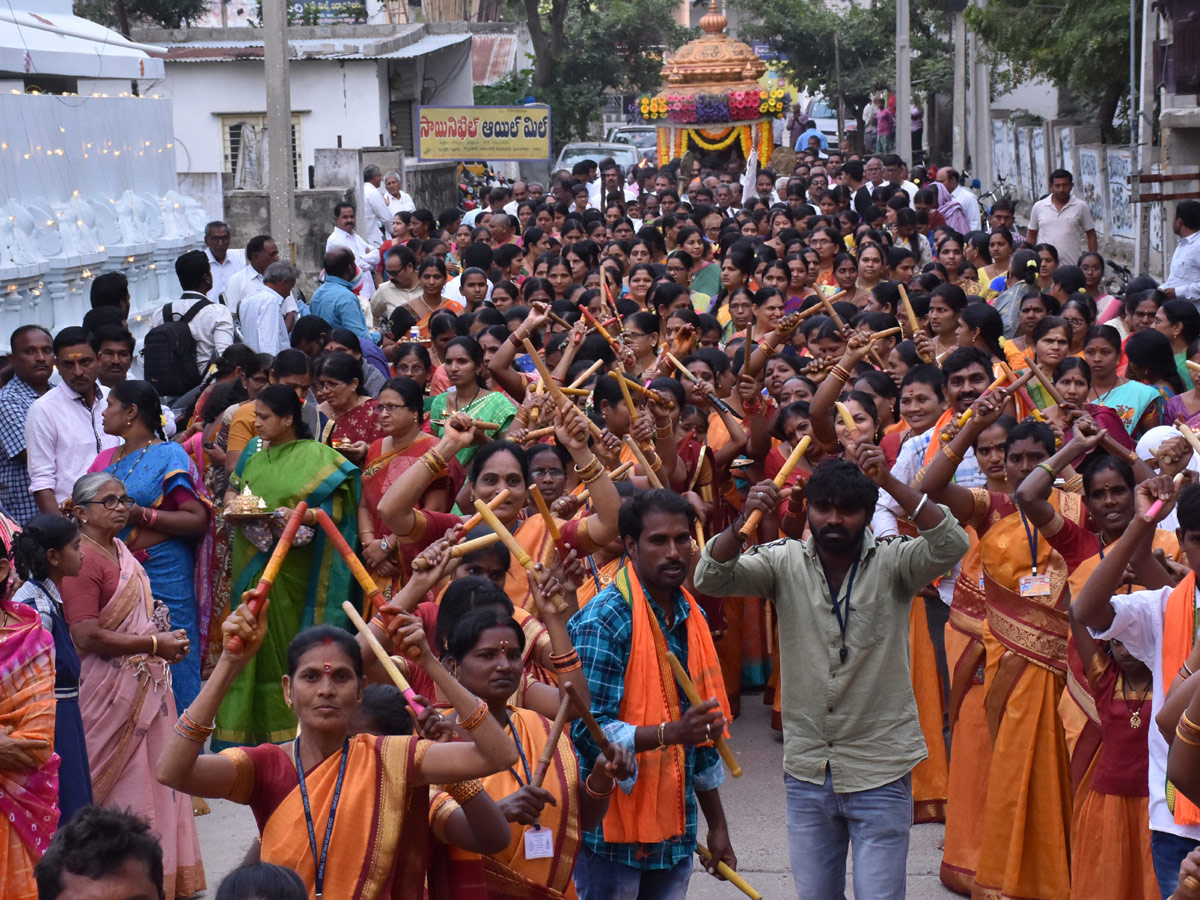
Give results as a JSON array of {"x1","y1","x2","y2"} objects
[{"x1": 379, "y1": 537, "x2": 391, "y2": 553}]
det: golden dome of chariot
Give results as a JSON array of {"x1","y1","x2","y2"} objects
[{"x1": 659, "y1": 0, "x2": 766, "y2": 94}]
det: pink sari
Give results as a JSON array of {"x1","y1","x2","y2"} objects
[{"x1": 76, "y1": 539, "x2": 206, "y2": 898}]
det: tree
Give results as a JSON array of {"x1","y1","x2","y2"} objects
[
  {"x1": 517, "y1": 0, "x2": 688, "y2": 146},
  {"x1": 965, "y1": 0, "x2": 1132, "y2": 139},
  {"x1": 75, "y1": 0, "x2": 209, "y2": 35},
  {"x1": 733, "y1": 0, "x2": 951, "y2": 146}
]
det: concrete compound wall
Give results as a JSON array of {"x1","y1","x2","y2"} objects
[{"x1": 223, "y1": 187, "x2": 351, "y2": 292}]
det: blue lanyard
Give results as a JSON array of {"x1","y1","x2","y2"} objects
[
  {"x1": 294, "y1": 739, "x2": 349, "y2": 899},
  {"x1": 505, "y1": 711, "x2": 533, "y2": 786},
  {"x1": 1019, "y1": 510, "x2": 1040, "y2": 576},
  {"x1": 826, "y1": 556, "x2": 861, "y2": 664}
]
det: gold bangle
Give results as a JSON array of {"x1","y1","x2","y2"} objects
[
  {"x1": 150, "y1": 634, "x2": 158, "y2": 657},
  {"x1": 655, "y1": 424, "x2": 674, "y2": 440},
  {"x1": 442, "y1": 779, "x2": 486, "y2": 804},
  {"x1": 1183, "y1": 661, "x2": 1196, "y2": 678},
  {"x1": 941, "y1": 444, "x2": 963, "y2": 465},
  {"x1": 1177, "y1": 722, "x2": 1200, "y2": 748},
  {"x1": 584, "y1": 773, "x2": 616, "y2": 798},
  {"x1": 459, "y1": 699, "x2": 490, "y2": 732},
  {"x1": 829, "y1": 364, "x2": 851, "y2": 383}
]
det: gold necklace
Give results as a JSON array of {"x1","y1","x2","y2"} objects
[{"x1": 82, "y1": 532, "x2": 119, "y2": 564}]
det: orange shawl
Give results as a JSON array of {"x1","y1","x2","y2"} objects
[
  {"x1": 252, "y1": 734, "x2": 432, "y2": 899},
  {"x1": 604, "y1": 564, "x2": 731, "y2": 845},
  {"x1": 921, "y1": 408, "x2": 958, "y2": 467},
  {"x1": 1162, "y1": 570, "x2": 1200, "y2": 826}
]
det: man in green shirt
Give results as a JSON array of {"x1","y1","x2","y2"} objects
[{"x1": 694, "y1": 444, "x2": 969, "y2": 900}]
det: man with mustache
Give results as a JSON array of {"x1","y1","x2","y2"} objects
[
  {"x1": 695, "y1": 448, "x2": 969, "y2": 900},
  {"x1": 568, "y1": 489, "x2": 737, "y2": 900}
]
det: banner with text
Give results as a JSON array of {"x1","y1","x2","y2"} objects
[{"x1": 417, "y1": 106, "x2": 552, "y2": 161}]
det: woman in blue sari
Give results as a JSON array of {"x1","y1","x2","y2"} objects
[
  {"x1": 213, "y1": 383, "x2": 360, "y2": 749},
  {"x1": 90, "y1": 380, "x2": 213, "y2": 712}
]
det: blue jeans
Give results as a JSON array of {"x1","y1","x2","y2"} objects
[
  {"x1": 785, "y1": 769, "x2": 911, "y2": 900},
  {"x1": 573, "y1": 846, "x2": 692, "y2": 900},
  {"x1": 1151, "y1": 830, "x2": 1200, "y2": 899}
]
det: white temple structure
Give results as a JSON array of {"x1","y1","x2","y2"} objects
[{"x1": 0, "y1": 0, "x2": 203, "y2": 351}]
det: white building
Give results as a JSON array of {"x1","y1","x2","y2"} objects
[
  {"x1": 134, "y1": 24, "x2": 479, "y2": 216},
  {"x1": 0, "y1": 0, "x2": 204, "y2": 350}
]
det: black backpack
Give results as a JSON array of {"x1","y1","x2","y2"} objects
[{"x1": 143, "y1": 298, "x2": 209, "y2": 399}]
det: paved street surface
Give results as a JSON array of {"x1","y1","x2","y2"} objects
[{"x1": 194, "y1": 694, "x2": 957, "y2": 898}]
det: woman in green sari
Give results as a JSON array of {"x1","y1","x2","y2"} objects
[
  {"x1": 212, "y1": 383, "x2": 360, "y2": 750},
  {"x1": 428, "y1": 336, "x2": 516, "y2": 467}
]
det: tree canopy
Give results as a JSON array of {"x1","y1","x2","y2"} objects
[{"x1": 75, "y1": 0, "x2": 208, "y2": 34}]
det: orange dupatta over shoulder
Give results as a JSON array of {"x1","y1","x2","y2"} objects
[
  {"x1": 603, "y1": 564, "x2": 731, "y2": 845},
  {"x1": 1162, "y1": 570, "x2": 1200, "y2": 826},
  {"x1": 245, "y1": 734, "x2": 433, "y2": 900}
]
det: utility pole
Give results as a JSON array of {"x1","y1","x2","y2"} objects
[
  {"x1": 895, "y1": 0, "x2": 912, "y2": 164},
  {"x1": 262, "y1": 0, "x2": 295, "y2": 261},
  {"x1": 970, "y1": 0, "x2": 992, "y2": 190},
  {"x1": 952, "y1": 10, "x2": 966, "y2": 171}
]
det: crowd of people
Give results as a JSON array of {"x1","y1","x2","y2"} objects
[{"x1": 3, "y1": 141, "x2": 1200, "y2": 900}]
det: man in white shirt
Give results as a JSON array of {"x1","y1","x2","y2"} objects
[
  {"x1": 1163, "y1": 201, "x2": 1200, "y2": 310},
  {"x1": 25, "y1": 326, "x2": 121, "y2": 514},
  {"x1": 361, "y1": 165, "x2": 393, "y2": 248},
  {"x1": 936, "y1": 168, "x2": 981, "y2": 231},
  {"x1": 1073, "y1": 479, "x2": 1200, "y2": 898},
  {"x1": 503, "y1": 181, "x2": 529, "y2": 216},
  {"x1": 239, "y1": 261, "x2": 297, "y2": 354},
  {"x1": 371, "y1": 245, "x2": 422, "y2": 328},
  {"x1": 224, "y1": 234, "x2": 279, "y2": 319},
  {"x1": 882, "y1": 154, "x2": 919, "y2": 201},
  {"x1": 203, "y1": 220, "x2": 246, "y2": 304},
  {"x1": 326, "y1": 202, "x2": 379, "y2": 303},
  {"x1": 1026, "y1": 169, "x2": 1098, "y2": 266},
  {"x1": 382, "y1": 171, "x2": 416, "y2": 214},
  {"x1": 147, "y1": 250, "x2": 236, "y2": 373}
]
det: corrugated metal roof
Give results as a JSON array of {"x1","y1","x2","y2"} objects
[
  {"x1": 470, "y1": 32, "x2": 515, "y2": 86},
  {"x1": 163, "y1": 32, "x2": 468, "y2": 62}
]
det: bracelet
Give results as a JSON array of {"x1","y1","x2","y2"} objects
[
  {"x1": 174, "y1": 709, "x2": 215, "y2": 744},
  {"x1": 549, "y1": 649, "x2": 580, "y2": 667},
  {"x1": 508, "y1": 331, "x2": 524, "y2": 348},
  {"x1": 1062, "y1": 473, "x2": 1083, "y2": 494},
  {"x1": 443, "y1": 779, "x2": 486, "y2": 804},
  {"x1": 150, "y1": 634, "x2": 158, "y2": 657},
  {"x1": 458, "y1": 699, "x2": 490, "y2": 732},
  {"x1": 420, "y1": 450, "x2": 448, "y2": 477},
  {"x1": 1177, "y1": 712, "x2": 1200, "y2": 748},
  {"x1": 829, "y1": 364, "x2": 851, "y2": 383},
  {"x1": 655, "y1": 423, "x2": 674, "y2": 440},
  {"x1": 575, "y1": 456, "x2": 605, "y2": 485},
  {"x1": 912, "y1": 494, "x2": 930, "y2": 520},
  {"x1": 584, "y1": 772, "x2": 616, "y2": 798},
  {"x1": 1037, "y1": 462, "x2": 1057, "y2": 479},
  {"x1": 941, "y1": 444, "x2": 963, "y2": 465},
  {"x1": 1184, "y1": 661, "x2": 1195, "y2": 678},
  {"x1": 147, "y1": 508, "x2": 159, "y2": 527},
  {"x1": 656, "y1": 721, "x2": 667, "y2": 752}
]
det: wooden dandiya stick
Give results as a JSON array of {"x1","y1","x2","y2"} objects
[
  {"x1": 624, "y1": 435, "x2": 665, "y2": 489},
  {"x1": 528, "y1": 381, "x2": 543, "y2": 425},
  {"x1": 694, "y1": 518, "x2": 706, "y2": 547},
  {"x1": 608, "y1": 371, "x2": 664, "y2": 402},
  {"x1": 664, "y1": 651, "x2": 743, "y2": 777},
  {"x1": 696, "y1": 846, "x2": 762, "y2": 900},
  {"x1": 1177, "y1": 421, "x2": 1200, "y2": 460},
  {"x1": 560, "y1": 386, "x2": 591, "y2": 397},
  {"x1": 549, "y1": 312, "x2": 574, "y2": 330},
  {"x1": 472, "y1": 499, "x2": 534, "y2": 570},
  {"x1": 576, "y1": 459, "x2": 637, "y2": 504},
  {"x1": 523, "y1": 337, "x2": 604, "y2": 439},
  {"x1": 579, "y1": 307, "x2": 616, "y2": 345},
  {"x1": 665, "y1": 352, "x2": 741, "y2": 419},
  {"x1": 410, "y1": 532, "x2": 504, "y2": 572},
  {"x1": 835, "y1": 400, "x2": 859, "y2": 434},
  {"x1": 567, "y1": 359, "x2": 604, "y2": 389},
  {"x1": 941, "y1": 372, "x2": 1009, "y2": 440},
  {"x1": 458, "y1": 488, "x2": 512, "y2": 534},
  {"x1": 794, "y1": 300, "x2": 833, "y2": 322},
  {"x1": 897, "y1": 283, "x2": 925, "y2": 345},
  {"x1": 227, "y1": 501, "x2": 308, "y2": 653},
  {"x1": 313, "y1": 509, "x2": 385, "y2": 612},
  {"x1": 819, "y1": 295, "x2": 848, "y2": 331},
  {"x1": 522, "y1": 424, "x2": 557, "y2": 441},
  {"x1": 1027, "y1": 359, "x2": 1066, "y2": 407},
  {"x1": 530, "y1": 690, "x2": 573, "y2": 788},
  {"x1": 738, "y1": 436, "x2": 811, "y2": 540},
  {"x1": 613, "y1": 365, "x2": 641, "y2": 418},
  {"x1": 529, "y1": 484, "x2": 570, "y2": 562},
  {"x1": 341, "y1": 600, "x2": 425, "y2": 716},
  {"x1": 564, "y1": 681, "x2": 611, "y2": 752},
  {"x1": 432, "y1": 418, "x2": 501, "y2": 430},
  {"x1": 1187, "y1": 359, "x2": 1200, "y2": 378},
  {"x1": 868, "y1": 326, "x2": 903, "y2": 342},
  {"x1": 1146, "y1": 470, "x2": 1187, "y2": 520}
]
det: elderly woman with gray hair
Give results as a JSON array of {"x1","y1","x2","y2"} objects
[{"x1": 60, "y1": 471, "x2": 206, "y2": 898}]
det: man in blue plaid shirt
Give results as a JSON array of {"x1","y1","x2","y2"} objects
[
  {"x1": 0, "y1": 325, "x2": 54, "y2": 525},
  {"x1": 568, "y1": 489, "x2": 736, "y2": 900}
]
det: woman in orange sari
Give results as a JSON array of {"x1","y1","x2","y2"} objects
[
  {"x1": 0, "y1": 550, "x2": 58, "y2": 900},
  {"x1": 359, "y1": 376, "x2": 451, "y2": 600},
  {"x1": 378, "y1": 408, "x2": 621, "y2": 613},
  {"x1": 429, "y1": 607, "x2": 634, "y2": 900},
  {"x1": 157, "y1": 604, "x2": 520, "y2": 899},
  {"x1": 923, "y1": 398, "x2": 1092, "y2": 900}
]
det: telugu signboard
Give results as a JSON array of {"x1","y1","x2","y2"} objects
[{"x1": 417, "y1": 106, "x2": 552, "y2": 162}]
